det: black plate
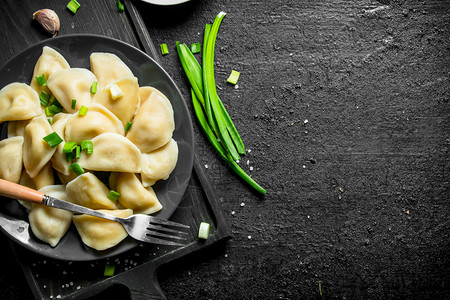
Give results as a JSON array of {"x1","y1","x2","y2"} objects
[{"x1": 0, "y1": 34, "x2": 194, "y2": 261}]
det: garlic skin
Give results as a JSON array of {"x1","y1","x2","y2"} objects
[{"x1": 33, "y1": 9, "x2": 60, "y2": 37}]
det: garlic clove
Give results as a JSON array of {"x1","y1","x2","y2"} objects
[{"x1": 33, "y1": 9, "x2": 60, "y2": 37}]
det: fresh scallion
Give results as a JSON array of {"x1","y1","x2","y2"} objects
[
  {"x1": 198, "y1": 222, "x2": 210, "y2": 239},
  {"x1": 160, "y1": 43, "x2": 169, "y2": 55},
  {"x1": 63, "y1": 142, "x2": 77, "y2": 153},
  {"x1": 35, "y1": 74, "x2": 47, "y2": 86},
  {"x1": 80, "y1": 140, "x2": 93, "y2": 154},
  {"x1": 90, "y1": 82, "x2": 98, "y2": 94},
  {"x1": 78, "y1": 105, "x2": 88, "y2": 116},
  {"x1": 67, "y1": 0, "x2": 81, "y2": 14},
  {"x1": 75, "y1": 145, "x2": 81, "y2": 159},
  {"x1": 49, "y1": 104, "x2": 63, "y2": 114},
  {"x1": 39, "y1": 91, "x2": 50, "y2": 107},
  {"x1": 191, "y1": 42, "x2": 201, "y2": 54},
  {"x1": 43, "y1": 132, "x2": 63, "y2": 148},
  {"x1": 107, "y1": 190, "x2": 120, "y2": 202},
  {"x1": 71, "y1": 99, "x2": 77, "y2": 109},
  {"x1": 66, "y1": 151, "x2": 75, "y2": 162},
  {"x1": 116, "y1": 1, "x2": 124, "y2": 12},
  {"x1": 125, "y1": 121, "x2": 132, "y2": 132},
  {"x1": 69, "y1": 163, "x2": 84, "y2": 175},
  {"x1": 45, "y1": 106, "x2": 54, "y2": 117},
  {"x1": 104, "y1": 265, "x2": 115, "y2": 277},
  {"x1": 227, "y1": 70, "x2": 240, "y2": 85}
]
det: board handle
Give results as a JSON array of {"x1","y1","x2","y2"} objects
[{"x1": 0, "y1": 179, "x2": 43, "y2": 204}]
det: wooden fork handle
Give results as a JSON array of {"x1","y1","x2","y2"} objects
[{"x1": 0, "y1": 178, "x2": 44, "y2": 204}]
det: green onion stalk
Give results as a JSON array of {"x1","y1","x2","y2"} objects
[{"x1": 176, "y1": 12, "x2": 266, "y2": 194}]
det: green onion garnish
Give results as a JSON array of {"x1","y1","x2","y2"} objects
[
  {"x1": 90, "y1": 82, "x2": 98, "y2": 94},
  {"x1": 47, "y1": 118, "x2": 52, "y2": 125},
  {"x1": 35, "y1": 74, "x2": 47, "y2": 86},
  {"x1": 116, "y1": 1, "x2": 124, "y2": 12},
  {"x1": 67, "y1": 0, "x2": 81, "y2": 14},
  {"x1": 66, "y1": 151, "x2": 75, "y2": 162},
  {"x1": 62, "y1": 142, "x2": 77, "y2": 154},
  {"x1": 78, "y1": 105, "x2": 88, "y2": 116},
  {"x1": 43, "y1": 132, "x2": 63, "y2": 148},
  {"x1": 227, "y1": 70, "x2": 240, "y2": 85},
  {"x1": 69, "y1": 163, "x2": 84, "y2": 175},
  {"x1": 39, "y1": 91, "x2": 50, "y2": 107},
  {"x1": 49, "y1": 104, "x2": 63, "y2": 114},
  {"x1": 125, "y1": 121, "x2": 132, "y2": 132},
  {"x1": 191, "y1": 42, "x2": 201, "y2": 54},
  {"x1": 45, "y1": 106, "x2": 54, "y2": 117},
  {"x1": 75, "y1": 145, "x2": 81, "y2": 159},
  {"x1": 71, "y1": 99, "x2": 77, "y2": 109},
  {"x1": 104, "y1": 265, "x2": 115, "y2": 277},
  {"x1": 107, "y1": 190, "x2": 121, "y2": 202},
  {"x1": 198, "y1": 222, "x2": 210, "y2": 239},
  {"x1": 80, "y1": 140, "x2": 93, "y2": 154},
  {"x1": 160, "y1": 43, "x2": 169, "y2": 55}
]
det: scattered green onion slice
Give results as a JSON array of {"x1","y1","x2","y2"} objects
[
  {"x1": 107, "y1": 190, "x2": 121, "y2": 202},
  {"x1": 69, "y1": 163, "x2": 84, "y2": 175},
  {"x1": 90, "y1": 82, "x2": 98, "y2": 94},
  {"x1": 49, "y1": 104, "x2": 63, "y2": 114},
  {"x1": 78, "y1": 105, "x2": 88, "y2": 116},
  {"x1": 39, "y1": 91, "x2": 50, "y2": 107},
  {"x1": 35, "y1": 74, "x2": 46, "y2": 86},
  {"x1": 45, "y1": 106, "x2": 54, "y2": 117},
  {"x1": 80, "y1": 140, "x2": 93, "y2": 154},
  {"x1": 47, "y1": 118, "x2": 52, "y2": 125},
  {"x1": 67, "y1": 0, "x2": 81, "y2": 14},
  {"x1": 71, "y1": 99, "x2": 77, "y2": 109},
  {"x1": 66, "y1": 151, "x2": 75, "y2": 162},
  {"x1": 104, "y1": 265, "x2": 115, "y2": 277},
  {"x1": 198, "y1": 222, "x2": 210, "y2": 239},
  {"x1": 75, "y1": 146, "x2": 81, "y2": 159},
  {"x1": 227, "y1": 70, "x2": 240, "y2": 85},
  {"x1": 62, "y1": 142, "x2": 77, "y2": 153},
  {"x1": 43, "y1": 132, "x2": 63, "y2": 148},
  {"x1": 125, "y1": 121, "x2": 132, "y2": 132},
  {"x1": 160, "y1": 43, "x2": 169, "y2": 55},
  {"x1": 191, "y1": 42, "x2": 201, "y2": 54},
  {"x1": 116, "y1": 1, "x2": 124, "y2": 12},
  {"x1": 109, "y1": 84, "x2": 123, "y2": 100}
]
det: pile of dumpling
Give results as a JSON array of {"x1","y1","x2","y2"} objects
[{"x1": 0, "y1": 46, "x2": 179, "y2": 251}]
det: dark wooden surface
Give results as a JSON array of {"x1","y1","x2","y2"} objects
[{"x1": 0, "y1": 0, "x2": 449, "y2": 299}]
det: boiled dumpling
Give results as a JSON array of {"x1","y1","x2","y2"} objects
[
  {"x1": 73, "y1": 208, "x2": 133, "y2": 251},
  {"x1": 126, "y1": 90, "x2": 174, "y2": 153},
  {"x1": 23, "y1": 115, "x2": 57, "y2": 178},
  {"x1": 50, "y1": 113, "x2": 72, "y2": 176},
  {"x1": 0, "y1": 136, "x2": 24, "y2": 183},
  {"x1": 64, "y1": 103, "x2": 124, "y2": 143},
  {"x1": 109, "y1": 172, "x2": 162, "y2": 215},
  {"x1": 90, "y1": 52, "x2": 134, "y2": 89},
  {"x1": 93, "y1": 77, "x2": 140, "y2": 126},
  {"x1": 7, "y1": 120, "x2": 30, "y2": 138},
  {"x1": 141, "y1": 138, "x2": 178, "y2": 187},
  {"x1": 30, "y1": 46, "x2": 70, "y2": 96},
  {"x1": 139, "y1": 86, "x2": 171, "y2": 106},
  {"x1": 76, "y1": 132, "x2": 142, "y2": 173},
  {"x1": 0, "y1": 82, "x2": 42, "y2": 123},
  {"x1": 47, "y1": 68, "x2": 97, "y2": 113},
  {"x1": 28, "y1": 185, "x2": 73, "y2": 247},
  {"x1": 66, "y1": 172, "x2": 118, "y2": 210},
  {"x1": 32, "y1": 161, "x2": 54, "y2": 190}
]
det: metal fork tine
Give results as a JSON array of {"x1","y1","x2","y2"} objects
[
  {"x1": 149, "y1": 217, "x2": 190, "y2": 229},
  {"x1": 147, "y1": 224, "x2": 189, "y2": 236},
  {"x1": 146, "y1": 230, "x2": 186, "y2": 241},
  {"x1": 143, "y1": 235, "x2": 185, "y2": 247}
]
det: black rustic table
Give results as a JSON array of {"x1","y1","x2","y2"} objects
[{"x1": 0, "y1": 0, "x2": 449, "y2": 299}]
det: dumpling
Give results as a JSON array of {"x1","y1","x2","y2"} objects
[
  {"x1": 23, "y1": 115, "x2": 57, "y2": 178},
  {"x1": 66, "y1": 172, "x2": 118, "y2": 210},
  {"x1": 64, "y1": 103, "x2": 124, "y2": 144},
  {"x1": 50, "y1": 113, "x2": 72, "y2": 176},
  {"x1": 47, "y1": 68, "x2": 97, "y2": 113},
  {"x1": 141, "y1": 138, "x2": 178, "y2": 187},
  {"x1": 90, "y1": 52, "x2": 134, "y2": 89},
  {"x1": 0, "y1": 82, "x2": 41, "y2": 123},
  {"x1": 32, "y1": 161, "x2": 54, "y2": 190},
  {"x1": 126, "y1": 90, "x2": 174, "y2": 153},
  {"x1": 93, "y1": 77, "x2": 140, "y2": 126},
  {"x1": 139, "y1": 86, "x2": 171, "y2": 106},
  {"x1": 7, "y1": 119, "x2": 30, "y2": 137},
  {"x1": 28, "y1": 185, "x2": 73, "y2": 247},
  {"x1": 109, "y1": 172, "x2": 162, "y2": 215},
  {"x1": 76, "y1": 132, "x2": 142, "y2": 173},
  {"x1": 73, "y1": 208, "x2": 133, "y2": 251},
  {"x1": 0, "y1": 136, "x2": 24, "y2": 183},
  {"x1": 30, "y1": 46, "x2": 70, "y2": 96}
]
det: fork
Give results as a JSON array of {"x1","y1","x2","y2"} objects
[{"x1": 0, "y1": 178, "x2": 190, "y2": 246}]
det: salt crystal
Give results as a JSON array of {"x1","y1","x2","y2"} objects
[
  {"x1": 250, "y1": 166, "x2": 254, "y2": 171},
  {"x1": 248, "y1": 235, "x2": 252, "y2": 239},
  {"x1": 304, "y1": 119, "x2": 309, "y2": 124},
  {"x1": 240, "y1": 202, "x2": 245, "y2": 207},
  {"x1": 205, "y1": 164, "x2": 209, "y2": 169}
]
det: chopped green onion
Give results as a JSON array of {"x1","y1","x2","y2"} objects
[
  {"x1": 69, "y1": 163, "x2": 84, "y2": 175},
  {"x1": 63, "y1": 142, "x2": 77, "y2": 153},
  {"x1": 160, "y1": 43, "x2": 169, "y2": 55},
  {"x1": 67, "y1": 0, "x2": 81, "y2": 14},
  {"x1": 71, "y1": 99, "x2": 77, "y2": 109},
  {"x1": 80, "y1": 140, "x2": 93, "y2": 154},
  {"x1": 48, "y1": 94, "x2": 56, "y2": 105},
  {"x1": 39, "y1": 91, "x2": 50, "y2": 107},
  {"x1": 78, "y1": 105, "x2": 88, "y2": 116},
  {"x1": 104, "y1": 265, "x2": 115, "y2": 277},
  {"x1": 45, "y1": 106, "x2": 54, "y2": 117},
  {"x1": 125, "y1": 121, "x2": 132, "y2": 132},
  {"x1": 198, "y1": 222, "x2": 210, "y2": 239},
  {"x1": 90, "y1": 82, "x2": 98, "y2": 94},
  {"x1": 49, "y1": 104, "x2": 63, "y2": 114},
  {"x1": 65, "y1": 151, "x2": 75, "y2": 162},
  {"x1": 191, "y1": 42, "x2": 201, "y2": 54},
  {"x1": 107, "y1": 190, "x2": 121, "y2": 202},
  {"x1": 109, "y1": 84, "x2": 123, "y2": 100},
  {"x1": 116, "y1": 1, "x2": 124, "y2": 12},
  {"x1": 227, "y1": 70, "x2": 240, "y2": 85},
  {"x1": 43, "y1": 132, "x2": 63, "y2": 148},
  {"x1": 75, "y1": 145, "x2": 81, "y2": 159},
  {"x1": 35, "y1": 74, "x2": 46, "y2": 86},
  {"x1": 47, "y1": 118, "x2": 52, "y2": 125}
]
